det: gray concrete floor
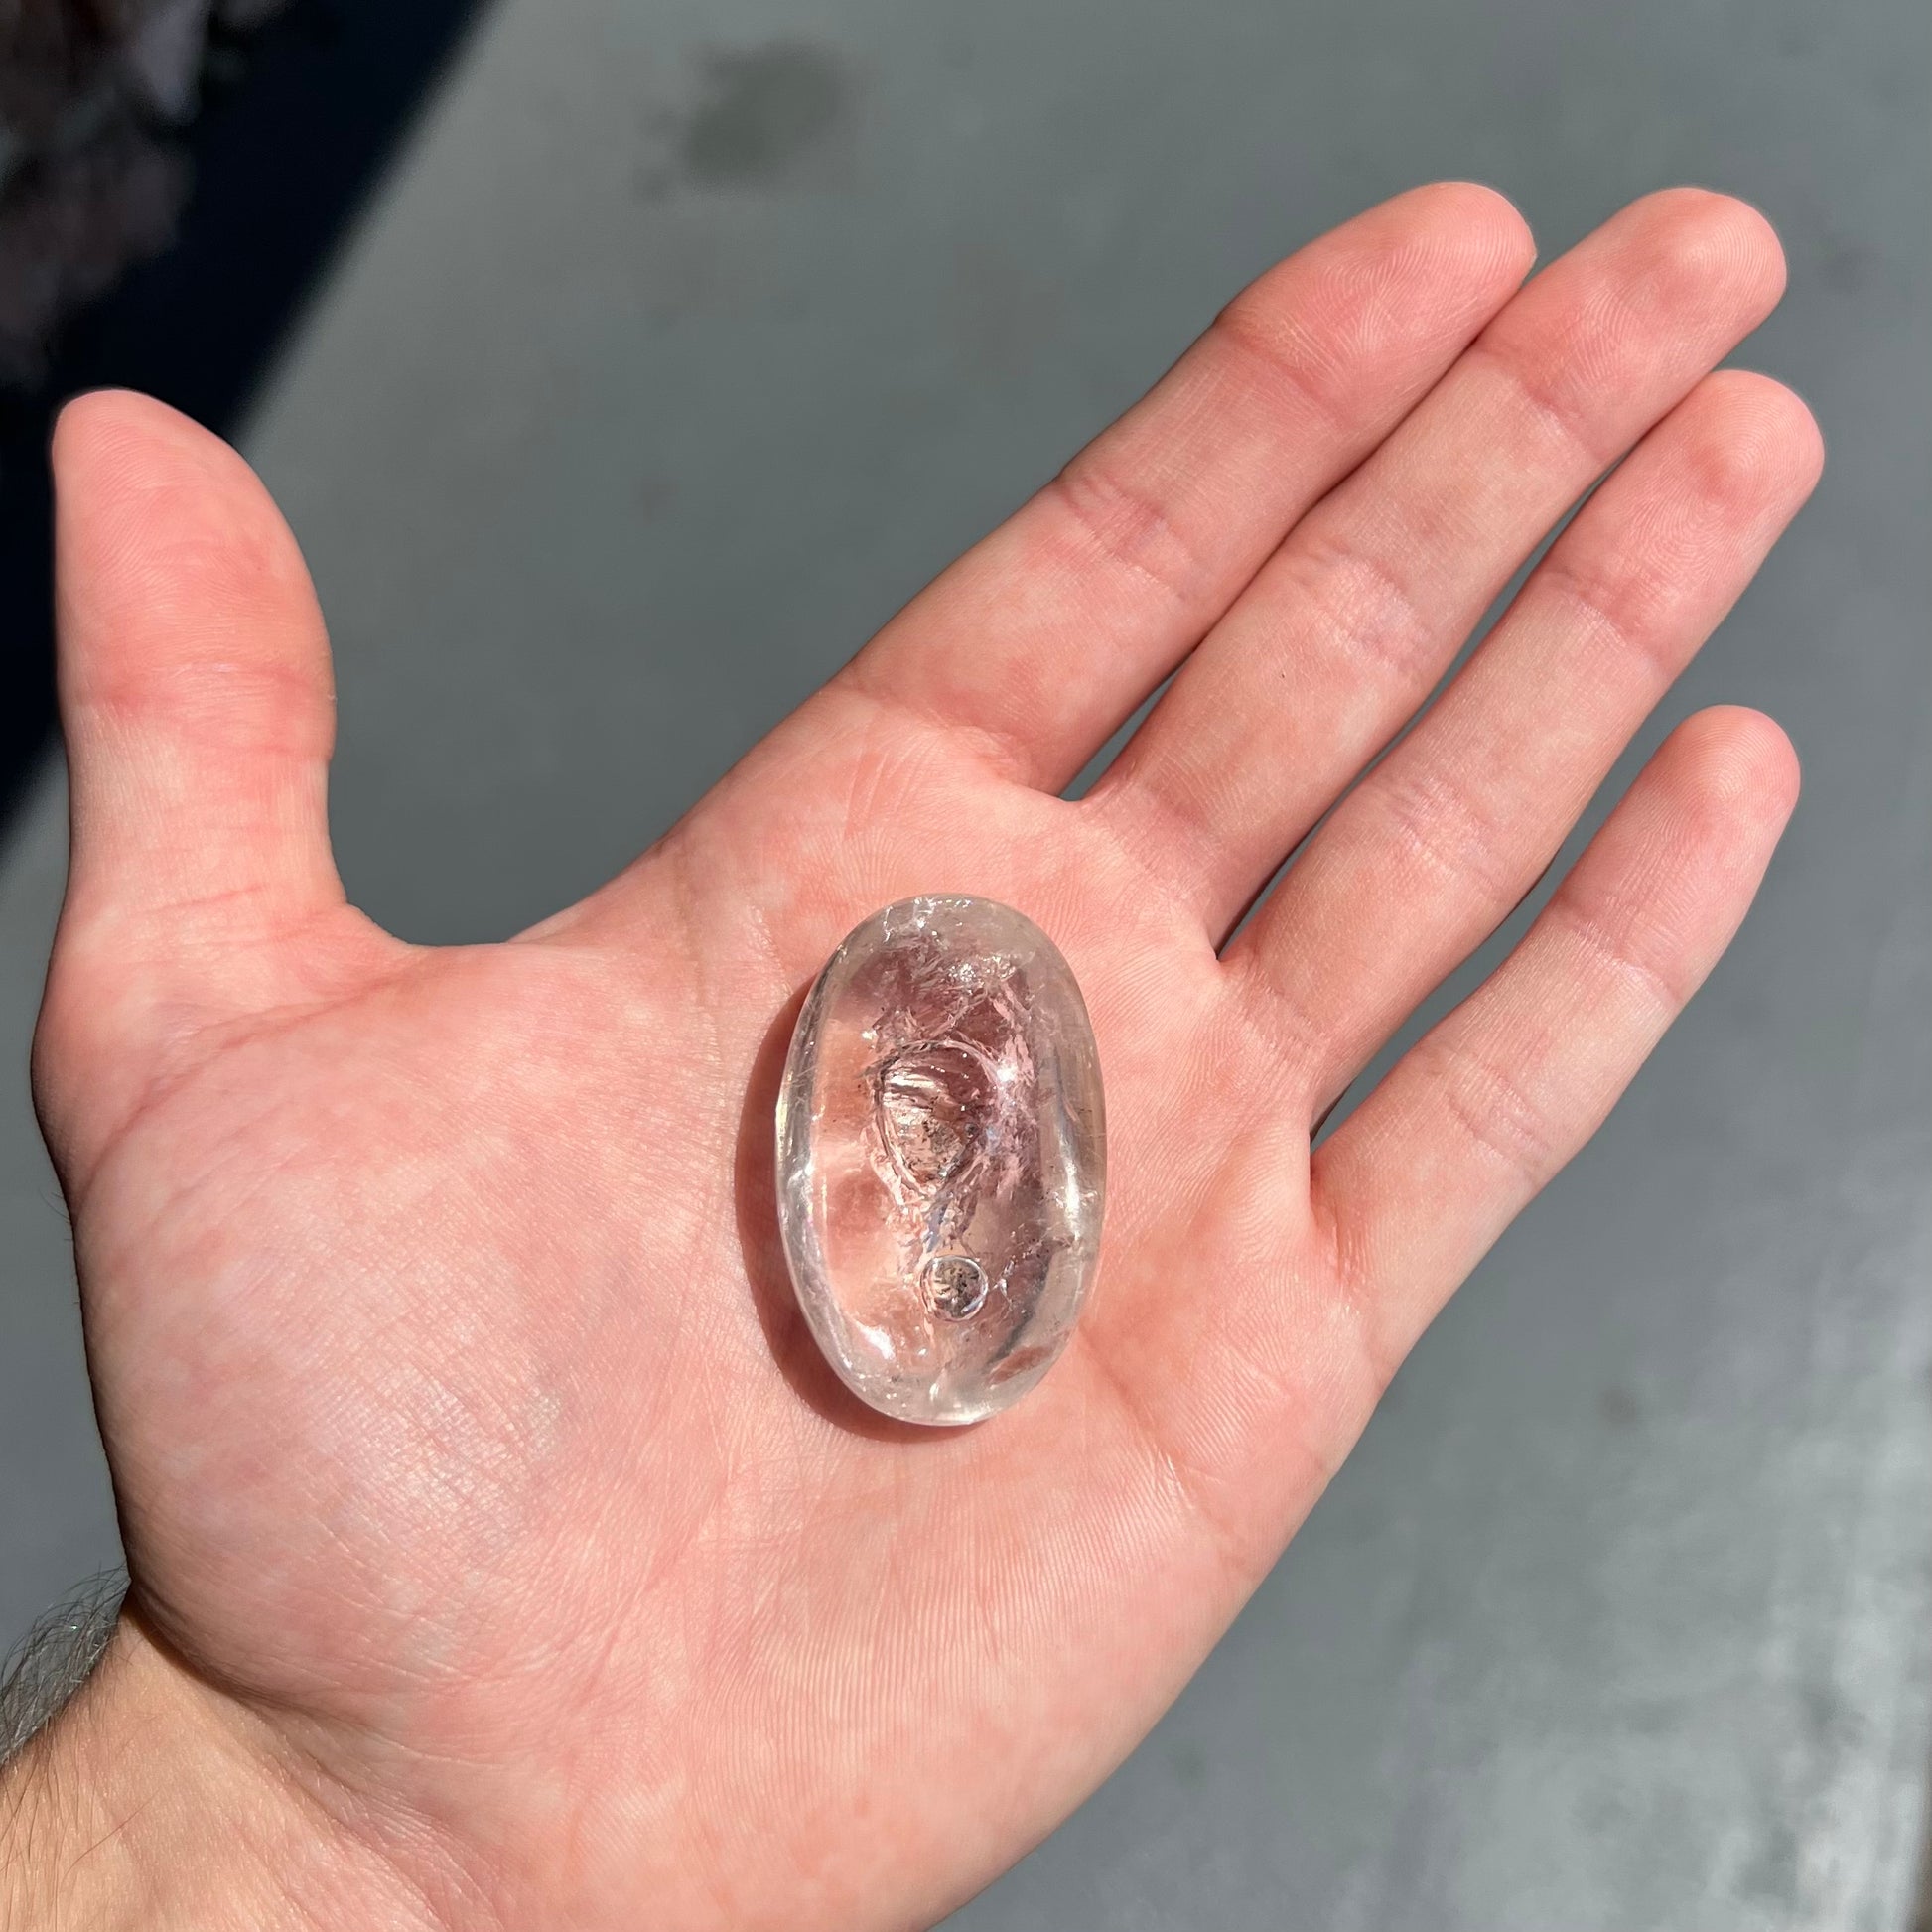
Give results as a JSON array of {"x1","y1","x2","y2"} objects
[{"x1": 3, "y1": 0, "x2": 1929, "y2": 1925}]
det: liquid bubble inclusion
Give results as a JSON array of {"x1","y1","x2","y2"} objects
[{"x1": 775, "y1": 897, "x2": 1106, "y2": 1425}]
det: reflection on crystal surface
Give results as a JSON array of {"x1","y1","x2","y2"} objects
[{"x1": 775, "y1": 897, "x2": 1105, "y2": 1425}]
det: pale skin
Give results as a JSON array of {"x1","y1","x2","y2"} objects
[{"x1": 0, "y1": 182, "x2": 1821, "y2": 1929}]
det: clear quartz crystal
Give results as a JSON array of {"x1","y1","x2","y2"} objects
[{"x1": 776, "y1": 896, "x2": 1106, "y2": 1425}]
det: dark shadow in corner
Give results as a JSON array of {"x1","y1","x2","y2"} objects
[{"x1": 0, "y1": 0, "x2": 494, "y2": 845}]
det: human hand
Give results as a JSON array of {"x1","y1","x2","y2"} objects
[{"x1": 2, "y1": 183, "x2": 1818, "y2": 1931}]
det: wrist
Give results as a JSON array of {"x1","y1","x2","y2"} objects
[{"x1": 1, "y1": 1613, "x2": 443, "y2": 1932}]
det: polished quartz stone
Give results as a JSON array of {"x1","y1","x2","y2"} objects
[{"x1": 775, "y1": 896, "x2": 1106, "y2": 1425}]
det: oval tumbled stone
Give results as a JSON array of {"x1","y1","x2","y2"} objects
[{"x1": 775, "y1": 896, "x2": 1106, "y2": 1425}]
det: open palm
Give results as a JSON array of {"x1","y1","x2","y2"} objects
[{"x1": 24, "y1": 184, "x2": 1817, "y2": 1930}]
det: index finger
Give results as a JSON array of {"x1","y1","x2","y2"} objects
[{"x1": 837, "y1": 182, "x2": 1535, "y2": 789}]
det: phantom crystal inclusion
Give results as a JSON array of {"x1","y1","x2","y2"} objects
[{"x1": 775, "y1": 897, "x2": 1106, "y2": 1425}]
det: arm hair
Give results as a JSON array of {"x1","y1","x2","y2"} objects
[{"x1": 0, "y1": 1570, "x2": 125, "y2": 1765}]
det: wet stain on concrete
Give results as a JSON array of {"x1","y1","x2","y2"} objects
[
  {"x1": 679, "y1": 44, "x2": 849, "y2": 188},
  {"x1": 1597, "y1": 1385, "x2": 1643, "y2": 1431}
]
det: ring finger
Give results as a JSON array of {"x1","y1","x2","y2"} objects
[{"x1": 1225, "y1": 366, "x2": 1823, "y2": 1111}]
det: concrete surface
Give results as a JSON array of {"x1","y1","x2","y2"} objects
[{"x1": 2, "y1": 0, "x2": 1927, "y2": 1924}]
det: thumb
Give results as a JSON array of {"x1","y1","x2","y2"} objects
[{"x1": 38, "y1": 392, "x2": 371, "y2": 1166}]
